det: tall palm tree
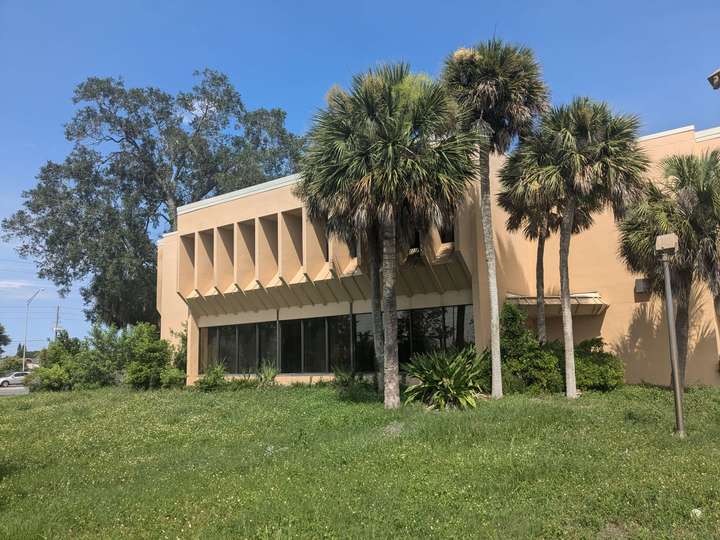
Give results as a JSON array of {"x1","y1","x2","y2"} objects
[
  {"x1": 668, "y1": 152, "x2": 720, "y2": 326},
  {"x1": 620, "y1": 184, "x2": 696, "y2": 387},
  {"x1": 620, "y1": 151, "x2": 720, "y2": 387},
  {"x1": 511, "y1": 98, "x2": 648, "y2": 397},
  {"x1": 442, "y1": 39, "x2": 549, "y2": 398},
  {"x1": 499, "y1": 133, "x2": 597, "y2": 343},
  {"x1": 297, "y1": 64, "x2": 481, "y2": 408}
]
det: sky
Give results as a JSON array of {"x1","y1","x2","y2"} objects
[{"x1": 0, "y1": 0, "x2": 719, "y2": 353}]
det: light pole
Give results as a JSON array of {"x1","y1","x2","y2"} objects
[
  {"x1": 655, "y1": 234, "x2": 685, "y2": 437},
  {"x1": 709, "y1": 68, "x2": 720, "y2": 90},
  {"x1": 22, "y1": 288, "x2": 44, "y2": 371}
]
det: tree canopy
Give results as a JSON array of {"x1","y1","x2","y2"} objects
[
  {"x1": 0, "y1": 323, "x2": 10, "y2": 356},
  {"x1": 2, "y1": 69, "x2": 303, "y2": 326}
]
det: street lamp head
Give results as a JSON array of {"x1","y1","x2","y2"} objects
[
  {"x1": 655, "y1": 233, "x2": 679, "y2": 255},
  {"x1": 709, "y1": 68, "x2": 720, "y2": 90}
]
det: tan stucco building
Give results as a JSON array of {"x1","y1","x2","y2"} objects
[{"x1": 157, "y1": 124, "x2": 720, "y2": 386}]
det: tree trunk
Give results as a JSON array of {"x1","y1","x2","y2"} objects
[
  {"x1": 479, "y1": 151, "x2": 502, "y2": 398},
  {"x1": 675, "y1": 292, "x2": 690, "y2": 389},
  {"x1": 367, "y1": 224, "x2": 385, "y2": 393},
  {"x1": 536, "y1": 229, "x2": 547, "y2": 345},
  {"x1": 382, "y1": 219, "x2": 400, "y2": 409},
  {"x1": 166, "y1": 196, "x2": 178, "y2": 232},
  {"x1": 559, "y1": 196, "x2": 577, "y2": 398}
]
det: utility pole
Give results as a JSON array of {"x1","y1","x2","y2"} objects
[
  {"x1": 655, "y1": 234, "x2": 685, "y2": 438},
  {"x1": 53, "y1": 306, "x2": 60, "y2": 339},
  {"x1": 22, "y1": 288, "x2": 44, "y2": 371}
]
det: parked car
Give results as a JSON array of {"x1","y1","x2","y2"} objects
[{"x1": 0, "y1": 372, "x2": 29, "y2": 387}]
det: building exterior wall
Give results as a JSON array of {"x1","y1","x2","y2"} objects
[{"x1": 157, "y1": 124, "x2": 720, "y2": 387}]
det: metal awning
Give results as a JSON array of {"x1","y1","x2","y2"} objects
[{"x1": 505, "y1": 292, "x2": 608, "y2": 317}]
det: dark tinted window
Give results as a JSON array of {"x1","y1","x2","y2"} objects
[
  {"x1": 303, "y1": 317, "x2": 327, "y2": 372},
  {"x1": 280, "y1": 320, "x2": 302, "y2": 373},
  {"x1": 353, "y1": 313, "x2": 376, "y2": 373},
  {"x1": 398, "y1": 310, "x2": 411, "y2": 365},
  {"x1": 237, "y1": 324, "x2": 257, "y2": 373},
  {"x1": 217, "y1": 325, "x2": 237, "y2": 373},
  {"x1": 328, "y1": 315, "x2": 351, "y2": 372},
  {"x1": 446, "y1": 305, "x2": 475, "y2": 348},
  {"x1": 258, "y1": 322, "x2": 277, "y2": 368},
  {"x1": 411, "y1": 308, "x2": 446, "y2": 356}
]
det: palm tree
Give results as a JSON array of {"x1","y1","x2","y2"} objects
[
  {"x1": 499, "y1": 134, "x2": 597, "y2": 344},
  {"x1": 297, "y1": 64, "x2": 481, "y2": 408},
  {"x1": 442, "y1": 39, "x2": 549, "y2": 398},
  {"x1": 510, "y1": 98, "x2": 648, "y2": 397},
  {"x1": 620, "y1": 151, "x2": 720, "y2": 388}
]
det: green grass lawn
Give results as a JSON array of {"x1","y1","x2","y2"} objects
[{"x1": 2, "y1": 385, "x2": 720, "y2": 539}]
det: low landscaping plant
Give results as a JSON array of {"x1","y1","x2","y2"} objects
[
  {"x1": 194, "y1": 364, "x2": 228, "y2": 392},
  {"x1": 159, "y1": 366, "x2": 186, "y2": 389},
  {"x1": 26, "y1": 364, "x2": 71, "y2": 391},
  {"x1": 332, "y1": 368, "x2": 378, "y2": 402},
  {"x1": 404, "y1": 346, "x2": 483, "y2": 410},
  {"x1": 257, "y1": 361, "x2": 278, "y2": 388}
]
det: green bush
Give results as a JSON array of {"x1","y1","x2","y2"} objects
[
  {"x1": 160, "y1": 366, "x2": 186, "y2": 389},
  {"x1": 0, "y1": 356, "x2": 23, "y2": 374},
  {"x1": 574, "y1": 337, "x2": 624, "y2": 391},
  {"x1": 194, "y1": 364, "x2": 228, "y2": 392},
  {"x1": 478, "y1": 304, "x2": 563, "y2": 394},
  {"x1": 404, "y1": 347, "x2": 483, "y2": 410},
  {"x1": 332, "y1": 368, "x2": 377, "y2": 402},
  {"x1": 125, "y1": 361, "x2": 160, "y2": 390},
  {"x1": 226, "y1": 376, "x2": 259, "y2": 390},
  {"x1": 26, "y1": 364, "x2": 71, "y2": 391},
  {"x1": 122, "y1": 324, "x2": 173, "y2": 390},
  {"x1": 257, "y1": 362, "x2": 278, "y2": 388},
  {"x1": 67, "y1": 350, "x2": 118, "y2": 389}
]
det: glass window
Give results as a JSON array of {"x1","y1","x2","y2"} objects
[
  {"x1": 217, "y1": 325, "x2": 237, "y2": 373},
  {"x1": 328, "y1": 315, "x2": 351, "y2": 372},
  {"x1": 203, "y1": 326, "x2": 219, "y2": 373},
  {"x1": 258, "y1": 321, "x2": 277, "y2": 368},
  {"x1": 411, "y1": 308, "x2": 446, "y2": 356},
  {"x1": 398, "y1": 310, "x2": 411, "y2": 365},
  {"x1": 303, "y1": 317, "x2": 327, "y2": 372},
  {"x1": 280, "y1": 320, "x2": 302, "y2": 373},
  {"x1": 446, "y1": 305, "x2": 475, "y2": 349},
  {"x1": 237, "y1": 324, "x2": 257, "y2": 373},
  {"x1": 353, "y1": 313, "x2": 376, "y2": 373}
]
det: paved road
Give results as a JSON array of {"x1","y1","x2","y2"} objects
[{"x1": 0, "y1": 386, "x2": 29, "y2": 397}]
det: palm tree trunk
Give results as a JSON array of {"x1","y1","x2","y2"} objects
[
  {"x1": 559, "y1": 196, "x2": 577, "y2": 398},
  {"x1": 382, "y1": 219, "x2": 400, "y2": 408},
  {"x1": 479, "y1": 150, "x2": 502, "y2": 398},
  {"x1": 367, "y1": 224, "x2": 385, "y2": 393},
  {"x1": 675, "y1": 292, "x2": 690, "y2": 389},
  {"x1": 536, "y1": 229, "x2": 547, "y2": 344}
]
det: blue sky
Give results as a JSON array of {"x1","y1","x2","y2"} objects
[{"x1": 0, "y1": 0, "x2": 719, "y2": 352}]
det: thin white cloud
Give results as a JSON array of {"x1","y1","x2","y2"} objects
[{"x1": 0, "y1": 280, "x2": 34, "y2": 289}]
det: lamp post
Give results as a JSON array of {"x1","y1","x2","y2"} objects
[
  {"x1": 22, "y1": 288, "x2": 44, "y2": 371},
  {"x1": 655, "y1": 233, "x2": 685, "y2": 437},
  {"x1": 709, "y1": 68, "x2": 720, "y2": 90}
]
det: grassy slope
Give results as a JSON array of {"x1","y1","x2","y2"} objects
[{"x1": 1, "y1": 385, "x2": 720, "y2": 539}]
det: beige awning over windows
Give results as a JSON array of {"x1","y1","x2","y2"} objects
[{"x1": 505, "y1": 292, "x2": 608, "y2": 317}]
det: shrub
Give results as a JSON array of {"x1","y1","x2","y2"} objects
[
  {"x1": 574, "y1": 337, "x2": 624, "y2": 391},
  {"x1": 0, "y1": 356, "x2": 23, "y2": 374},
  {"x1": 332, "y1": 368, "x2": 377, "y2": 402},
  {"x1": 26, "y1": 364, "x2": 71, "y2": 391},
  {"x1": 227, "y1": 376, "x2": 258, "y2": 391},
  {"x1": 122, "y1": 324, "x2": 173, "y2": 390},
  {"x1": 67, "y1": 350, "x2": 117, "y2": 389},
  {"x1": 478, "y1": 304, "x2": 563, "y2": 394},
  {"x1": 160, "y1": 366, "x2": 186, "y2": 389},
  {"x1": 125, "y1": 361, "x2": 160, "y2": 390},
  {"x1": 404, "y1": 347, "x2": 483, "y2": 410},
  {"x1": 194, "y1": 364, "x2": 228, "y2": 392},
  {"x1": 257, "y1": 362, "x2": 278, "y2": 388}
]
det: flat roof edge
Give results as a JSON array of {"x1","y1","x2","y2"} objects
[
  {"x1": 696, "y1": 126, "x2": 720, "y2": 142},
  {"x1": 637, "y1": 125, "x2": 694, "y2": 142},
  {"x1": 177, "y1": 173, "x2": 300, "y2": 216}
]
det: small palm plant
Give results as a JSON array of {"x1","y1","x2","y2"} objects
[{"x1": 404, "y1": 347, "x2": 483, "y2": 410}]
